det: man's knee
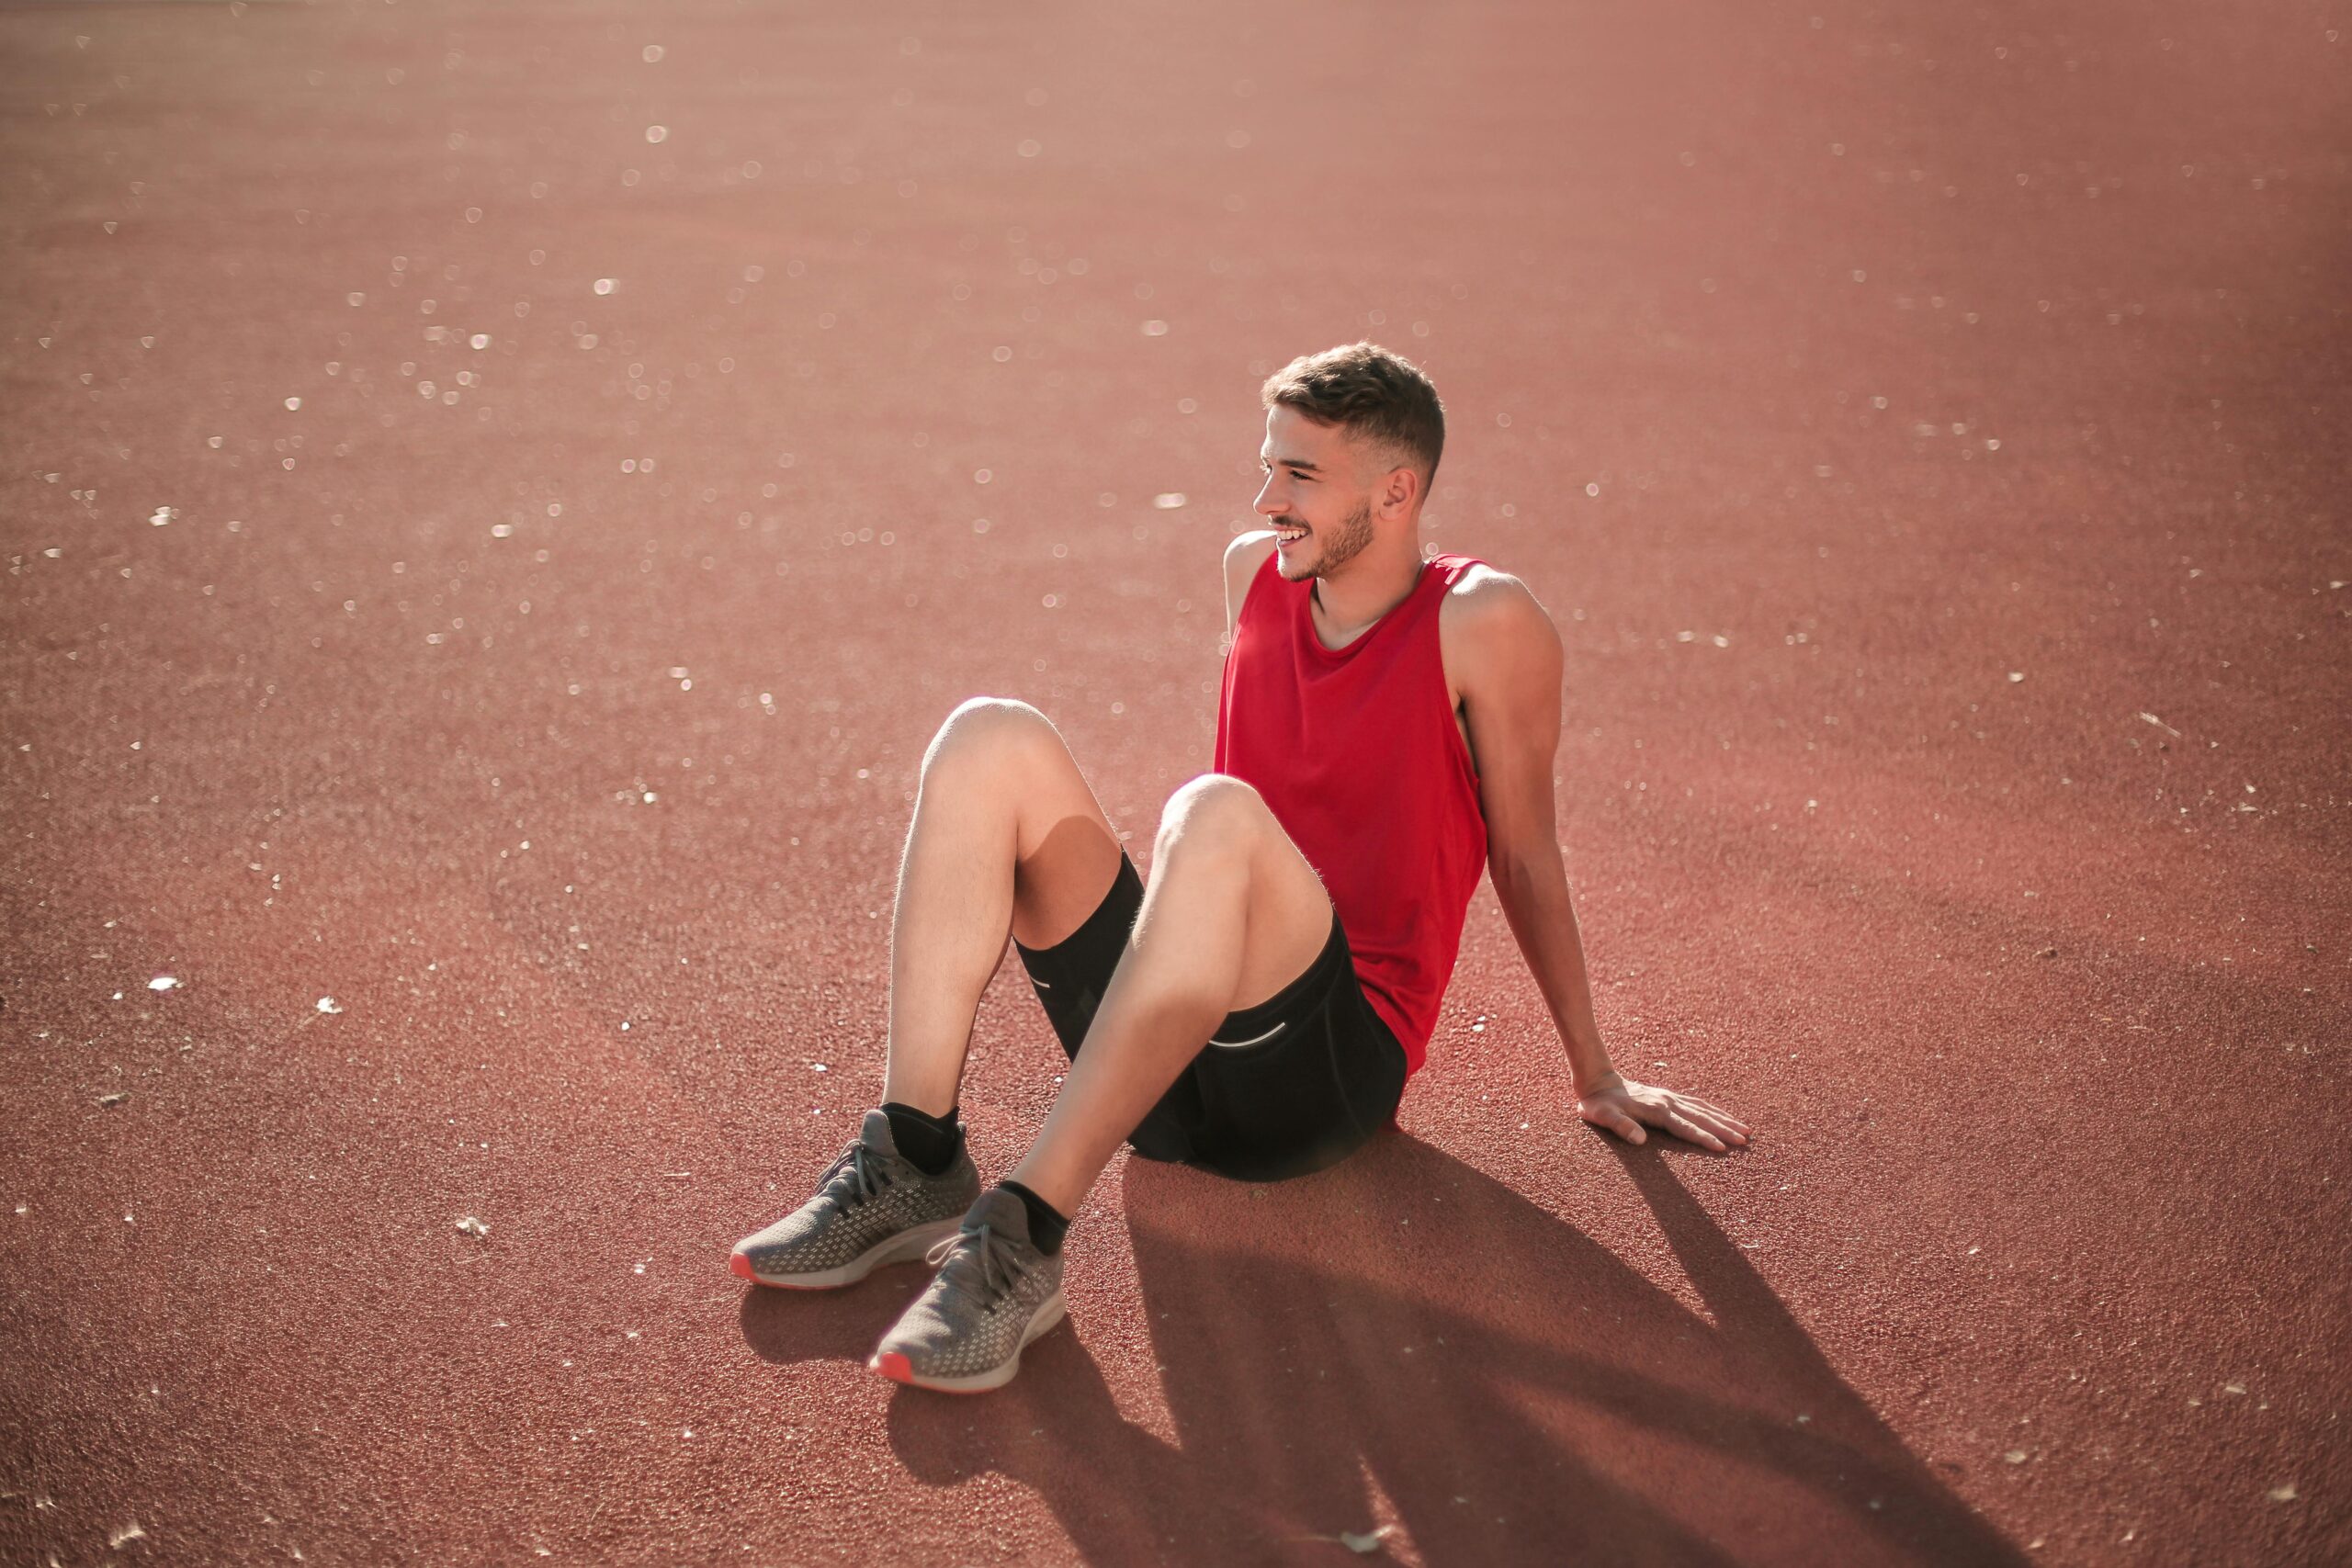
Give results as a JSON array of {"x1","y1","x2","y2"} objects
[
  {"x1": 1157, "y1": 773, "x2": 1264, "y2": 855},
  {"x1": 925, "y1": 695, "x2": 1054, "y2": 774}
]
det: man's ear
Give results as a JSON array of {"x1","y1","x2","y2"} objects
[{"x1": 1376, "y1": 457, "x2": 1423, "y2": 518}]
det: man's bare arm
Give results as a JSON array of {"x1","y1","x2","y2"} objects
[
  {"x1": 1454, "y1": 574, "x2": 1613, "y2": 1085},
  {"x1": 1456, "y1": 573, "x2": 1750, "y2": 1152}
]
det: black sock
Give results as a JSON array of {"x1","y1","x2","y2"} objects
[
  {"x1": 880, "y1": 1100, "x2": 963, "y2": 1177},
  {"x1": 995, "y1": 1179, "x2": 1069, "y2": 1257}
]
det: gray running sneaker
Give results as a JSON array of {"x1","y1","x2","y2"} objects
[
  {"x1": 868, "y1": 1186, "x2": 1067, "y2": 1393},
  {"x1": 729, "y1": 1110, "x2": 978, "y2": 1290}
]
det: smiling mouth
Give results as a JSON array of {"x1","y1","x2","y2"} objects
[{"x1": 1274, "y1": 526, "x2": 1308, "y2": 543}]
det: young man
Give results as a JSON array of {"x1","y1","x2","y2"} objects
[{"x1": 730, "y1": 343, "x2": 1750, "y2": 1393}]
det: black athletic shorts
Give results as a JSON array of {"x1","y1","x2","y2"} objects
[{"x1": 1011, "y1": 850, "x2": 1408, "y2": 1183}]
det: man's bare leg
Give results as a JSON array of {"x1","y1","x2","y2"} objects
[
  {"x1": 1003, "y1": 773, "x2": 1335, "y2": 1216},
  {"x1": 859, "y1": 739, "x2": 1335, "y2": 1393},
  {"x1": 740, "y1": 694, "x2": 1244, "y2": 1296},
  {"x1": 877, "y1": 697, "x2": 1131, "y2": 1119}
]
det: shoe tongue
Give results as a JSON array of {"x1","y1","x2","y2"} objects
[
  {"x1": 857, "y1": 1109, "x2": 900, "y2": 1159},
  {"x1": 966, "y1": 1185, "x2": 1031, "y2": 1244}
]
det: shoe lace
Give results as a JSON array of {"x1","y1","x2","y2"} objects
[
  {"x1": 817, "y1": 1138, "x2": 897, "y2": 1208},
  {"x1": 925, "y1": 1222, "x2": 1033, "y2": 1307}
]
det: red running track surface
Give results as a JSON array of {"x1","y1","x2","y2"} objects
[{"x1": 2, "y1": 1, "x2": 2346, "y2": 1562}]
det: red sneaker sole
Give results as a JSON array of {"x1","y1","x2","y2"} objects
[
  {"x1": 729, "y1": 1249, "x2": 837, "y2": 1291},
  {"x1": 865, "y1": 1351, "x2": 1000, "y2": 1395}
]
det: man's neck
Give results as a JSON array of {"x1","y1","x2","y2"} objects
[{"x1": 1309, "y1": 547, "x2": 1426, "y2": 645}]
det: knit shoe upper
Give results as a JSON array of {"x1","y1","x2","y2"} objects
[
  {"x1": 868, "y1": 1186, "x2": 1067, "y2": 1393},
  {"x1": 730, "y1": 1110, "x2": 979, "y2": 1289}
]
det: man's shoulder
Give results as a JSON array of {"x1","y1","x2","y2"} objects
[
  {"x1": 1439, "y1": 558, "x2": 1551, "y2": 635},
  {"x1": 1225, "y1": 529, "x2": 1280, "y2": 571},
  {"x1": 1438, "y1": 558, "x2": 1561, "y2": 696},
  {"x1": 1222, "y1": 529, "x2": 1281, "y2": 600},
  {"x1": 1222, "y1": 531, "x2": 1282, "y2": 645}
]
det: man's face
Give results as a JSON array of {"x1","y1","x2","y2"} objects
[{"x1": 1253, "y1": 404, "x2": 1382, "y2": 582}]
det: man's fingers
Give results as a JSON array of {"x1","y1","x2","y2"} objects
[
  {"x1": 1583, "y1": 1082, "x2": 1751, "y2": 1151},
  {"x1": 1685, "y1": 1106, "x2": 1750, "y2": 1145},
  {"x1": 1664, "y1": 1111, "x2": 1726, "y2": 1152},
  {"x1": 1580, "y1": 1102, "x2": 1647, "y2": 1145},
  {"x1": 1671, "y1": 1096, "x2": 1751, "y2": 1140},
  {"x1": 1678, "y1": 1094, "x2": 1747, "y2": 1129}
]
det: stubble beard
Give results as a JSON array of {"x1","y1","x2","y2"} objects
[{"x1": 1283, "y1": 499, "x2": 1375, "y2": 581}]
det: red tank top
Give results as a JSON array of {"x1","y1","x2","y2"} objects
[{"x1": 1214, "y1": 548, "x2": 1490, "y2": 1075}]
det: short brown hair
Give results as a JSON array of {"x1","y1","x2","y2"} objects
[{"x1": 1261, "y1": 342, "x2": 1446, "y2": 488}]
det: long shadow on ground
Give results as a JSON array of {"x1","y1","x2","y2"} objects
[{"x1": 746, "y1": 1134, "x2": 2020, "y2": 1566}]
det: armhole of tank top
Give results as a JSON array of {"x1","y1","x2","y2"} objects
[{"x1": 1435, "y1": 556, "x2": 1483, "y2": 785}]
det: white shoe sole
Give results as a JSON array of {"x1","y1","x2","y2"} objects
[
  {"x1": 732, "y1": 1216, "x2": 963, "y2": 1290},
  {"x1": 869, "y1": 1288, "x2": 1068, "y2": 1393}
]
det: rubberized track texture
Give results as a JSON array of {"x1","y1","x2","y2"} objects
[{"x1": 1, "y1": 0, "x2": 2346, "y2": 1563}]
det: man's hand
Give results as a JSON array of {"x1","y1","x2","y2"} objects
[{"x1": 1577, "y1": 1073, "x2": 1751, "y2": 1153}]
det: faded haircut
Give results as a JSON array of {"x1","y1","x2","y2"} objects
[{"x1": 1260, "y1": 342, "x2": 1447, "y2": 490}]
